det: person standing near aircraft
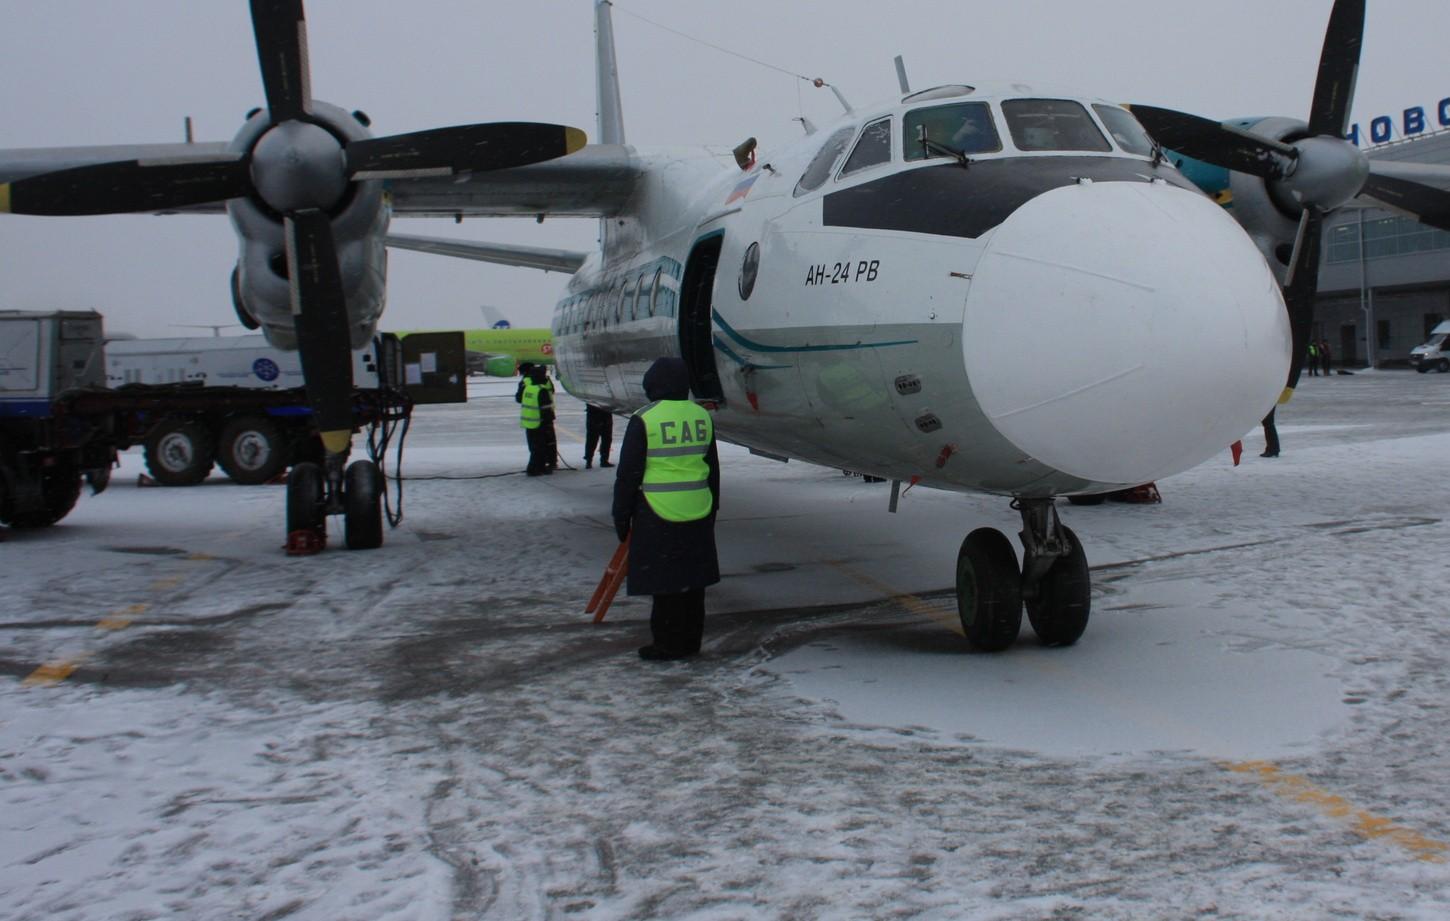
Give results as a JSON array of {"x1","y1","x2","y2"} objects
[
  {"x1": 612, "y1": 358, "x2": 720, "y2": 661},
  {"x1": 1261, "y1": 408, "x2": 1280, "y2": 458},
  {"x1": 584, "y1": 404, "x2": 614, "y2": 469},
  {"x1": 1307, "y1": 342, "x2": 1319, "y2": 377},
  {"x1": 538, "y1": 365, "x2": 558, "y2": 471},
  {"x1": 1319, "y1": 339, "x2": 1333, "y2": 376},
  {"x1": 519, "y1": 364, "x2": 554, "y2": 476}
]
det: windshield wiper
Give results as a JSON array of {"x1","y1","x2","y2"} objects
[{"x1": 917, "y1": 131, "x2": 970, "y2": 169}]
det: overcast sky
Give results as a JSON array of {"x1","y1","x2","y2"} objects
[{"x1": 0, "y1": 0, "x2": 1446, "y2": 337}]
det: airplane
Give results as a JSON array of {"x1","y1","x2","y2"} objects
[
  {"x1": 395, "y1": 306, "x2": 554, "y2": 377},
  {"x1": 2, "y1": 0, "x2": 1442, "y2": 651}
]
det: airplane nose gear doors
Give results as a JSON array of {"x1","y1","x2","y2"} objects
[
  {"x1": 955, "y1": 498, "x2": 1091, "y2": 650},
  {"x1": 678, "y1": 233, "x2": 725, "y2": 403}
]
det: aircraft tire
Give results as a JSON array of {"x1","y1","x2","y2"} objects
[
  {"x1": 143, "y1": 419, "x2": 215, "y2": 486},
  {"x1": 1025, "y1": 525, "x2": 1091, "y2": 647},
  {"x1": 343, "y1": 459, "x2": 383, "y2": 551},
  {"x1": 217, "y1": 416, "x2": 286, "y2": 485},
  {"x1": 956, "y1": 528, "x2": 1022, "y2": 652},
  {"x1": 286, "y1": 462, "x2": 326, "y2": 538}
]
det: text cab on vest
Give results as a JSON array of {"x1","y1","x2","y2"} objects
[{"x1": 659, "y1": 419, "x2": 709, "y2": 445}]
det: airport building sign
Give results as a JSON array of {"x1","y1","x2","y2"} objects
[{"x1": 1347, "y1": 96, "x2": 1450, "y2": 146}]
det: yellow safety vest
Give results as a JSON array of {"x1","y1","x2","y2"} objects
[
  {"x1": 520, "y1": 383, "x2": 543, "y2": 429},
  {"x1": 637, "y1": 400, "x2": 713, "y2": 522}
]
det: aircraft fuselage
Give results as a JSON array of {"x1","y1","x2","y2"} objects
[{"x1": 553, "y1": 84, "x2": 1290, "y2": 499}]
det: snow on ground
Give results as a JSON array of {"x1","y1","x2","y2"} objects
[{"x1": 4, "y1": 371, "x2": 1450, "y2": 919}]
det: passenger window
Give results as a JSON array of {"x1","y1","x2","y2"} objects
[
  {"x1": 840, "y1": 118, "x2": 892, "y2": 177},
  {"x1": 794, "y1": 126, "x2": 856, "y2": 196},
  {"x1": 1093, "y1": 104, "x2": 1156, "y2": 156},
  {"x1": 903, "y1": 102, "x2": 1001, "y2": 161},
  {"x1": 647, "y1": 268, "x2": 661, "y2": 318},
  {"x1": 1002, "y1": 99, "x2": 1111, "y2": 152}
]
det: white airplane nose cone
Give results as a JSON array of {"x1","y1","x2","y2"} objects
[{"x1": 964, "y1": 180, "x2": 1289, "y2": 486}]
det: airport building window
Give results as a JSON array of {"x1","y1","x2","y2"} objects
[
  {"x1": 647, "y1": 268, "x2": 661, "y2": 318},
  {"x1": 840, "y1": 118, "x2": 893, "y2": 177},
  {"x1": 1002, "y1": 99, "x2": 1111, "y2": 152},
  {"x1": 1326, "y1": 216, "x2": 1450, "y2": 263},
  {"x1": 794, "y1": 126, "x2": 856, "y2": 197},
  {"x1": 904, "y1": 102, "x2": 1000, "y2": 161},
  {"x1": 1378, "y1": 319, "x2": 1392, "y2": 349},
  {"x1": 1092, "y1": 104, "x2": 1155, "y2": 156}
]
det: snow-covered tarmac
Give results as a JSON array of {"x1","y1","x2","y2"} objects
[{"x1": 4, "y1": 370, "x2": 1450, "y2": 919}]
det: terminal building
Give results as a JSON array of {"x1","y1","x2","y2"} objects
[{"x1": 1315, "y1": 128, "x2": 1450, "y2": 367}]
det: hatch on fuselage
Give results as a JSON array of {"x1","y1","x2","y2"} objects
[{"x1": 678, "y1": 232, "x2": 725, "y2": 403}]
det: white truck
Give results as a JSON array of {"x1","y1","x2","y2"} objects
[{"x1": 1410, "y1": 320, "x2": 1450, "y2": 373}]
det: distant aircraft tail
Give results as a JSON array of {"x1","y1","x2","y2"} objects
[{"x1": 479, "y1": 305, "x2": 511, "y2": 329}]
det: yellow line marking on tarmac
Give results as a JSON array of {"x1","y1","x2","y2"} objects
[
  {"x1": 150, "y1": 576, "x2": 183, "y2": 590},
  {"x1": 23, "y1": 654, "x2": 89, "y2": 687},
  {"x1": 1225, "y1": 761, "x2": 1448, "y2": 863},
  {"x1": 826, "y1": 561, "x2": 963, "y2": 636},
  {"x1": 186, "y1": 552, "x2": 216, "y2": 561}
]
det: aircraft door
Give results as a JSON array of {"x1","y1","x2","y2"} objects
[{"x1": 678, "y1": 233, "x2": 726, "y2": 403}]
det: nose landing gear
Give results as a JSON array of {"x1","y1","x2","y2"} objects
[{"x1": 954, "y1": 498, "x2": 1091, "y2": 650}]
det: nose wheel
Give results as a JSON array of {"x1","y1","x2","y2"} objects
[{"x1": 954, "y1": 498, "x2": 1091, "y2": 650}]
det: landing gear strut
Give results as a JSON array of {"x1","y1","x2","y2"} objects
[
  {"x1": 954, "y1": 498, "x2": 1091, "y2": 650},
  {"x1": 284, "y1": 451, "x2": 383, "y2": 554}
]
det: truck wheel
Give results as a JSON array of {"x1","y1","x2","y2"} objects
[
  {"x1": 217, "y1": 416, "x2": 286, "y2": 485},
  {"x1": 4, "y1": 460, "x2": 82, "y2": 528},
  {"x1": 1439, "y1": 359, "x2": 1450, "y2": 373},
  {"x1": 344, "y1": 459, "x2": 384, "y2": 550},
  {"x1": 144, "y1": 419, "x2": 215, "y2": 486}
]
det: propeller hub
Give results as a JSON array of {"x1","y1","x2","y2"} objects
[
  {"x1": 1276, "y1": 135, "x2": 1369, "y2": 213},
  {"x1": 250, "y1": 121, "x2": 348, "y2": 214}
]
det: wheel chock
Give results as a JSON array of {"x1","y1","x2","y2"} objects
[
  {"x1": 586, "y1": 537, "x2": 630, "y2": 623},
  {"x1": 137, "y1": 474, "x2": 159, "y2": 487},
  {"x1": 285, "y1": 527, "x2": 327, "y2": 556}
]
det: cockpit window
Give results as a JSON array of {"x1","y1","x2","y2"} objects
[
  {"x1": 903, "y1": 102, "x2": 1001, "y2": 161},
  {"x1": 1002, "y1": 99, "x2": 1111, "y2": 152},
  {"x1": 1093, "y1": 104, "x2": 1156, "y2": 156},
  {"x1": 840, "y1": 118, "x2": 892, "y2": 177},
  {"x1": 794, "y1": 126, "x2": 856, "y2": 197}
]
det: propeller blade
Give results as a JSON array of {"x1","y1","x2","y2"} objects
[
  {"x1": 1307, "y1": 0, "x2": 1366, "y2": 137},
  {"x1": 1281, "y1": 210, "x2": 1324, "y2": 397},
  {"x1": 1359, "y1": 174, "x2": 1450, "y2": 232},
  {"x1": 250, "y1": 0, "x2": 311, "y2": 122},
  {"x1": 0, "y1": 156, "x2": 249, "y2": 216},
  {"x1": 1129, "y1": 105, "x2": 1295, "y2": 179},
  {"x1": 285, "y1": 210, "x2": 355, "y2": 454},
  {"x1": 345, "y1": 122, "x2": 588, "y2": 180}
]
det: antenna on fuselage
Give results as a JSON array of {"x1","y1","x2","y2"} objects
[{"x1": 894, "y1": 55, "x2": 911, "y2": 94}]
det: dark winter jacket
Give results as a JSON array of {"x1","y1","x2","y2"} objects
[{"x1": 612, "y1": 358, "x2": 720, "y2": 595}]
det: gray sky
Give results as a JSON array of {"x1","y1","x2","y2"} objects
[{"x1": 1, "y1": 0, "x2": 1446, "y2": 337}]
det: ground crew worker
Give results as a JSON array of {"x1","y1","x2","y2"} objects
[
  {"x1": 519, "y1": 365, "x2": 554, "y2": 476},
  {"x1": 612, "y1": 357, "x2": 720, "y2": 661},
  {"x1": 539, "y1": 366, "x2": 558, "y2": 470},
  {"x1": 585, "y1": 404, "x2": 614, "y2": 469}
]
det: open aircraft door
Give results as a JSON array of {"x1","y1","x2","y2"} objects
[
  {"x1": 678, "y1": 232, "x2": 726, "y2": 403},
  {"x1": 399, "y1": 331, "x2": 468, "y2": 404}
]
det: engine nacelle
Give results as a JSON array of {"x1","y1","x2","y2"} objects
[{"x1": 226, "y1": 100, "x2": 390, "y2": 350}]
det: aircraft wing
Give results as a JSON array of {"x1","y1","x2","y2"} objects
[
  {"x1": 0, "y1": 142, "x2": 235, "y2": 214},
  {"x1": 385, "y1": 233, "x2": 588, "y2": 273},
  {"x1": 384, "y1": 144, "x2": 640, "y2": 218}
]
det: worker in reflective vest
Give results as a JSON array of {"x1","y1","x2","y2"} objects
[
  {"x1": 518, "y1": 365, "x2": 553, "y2": 476},
  {"x1": 612, "y1": 357, "x2": 720, "y2": 660}
]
